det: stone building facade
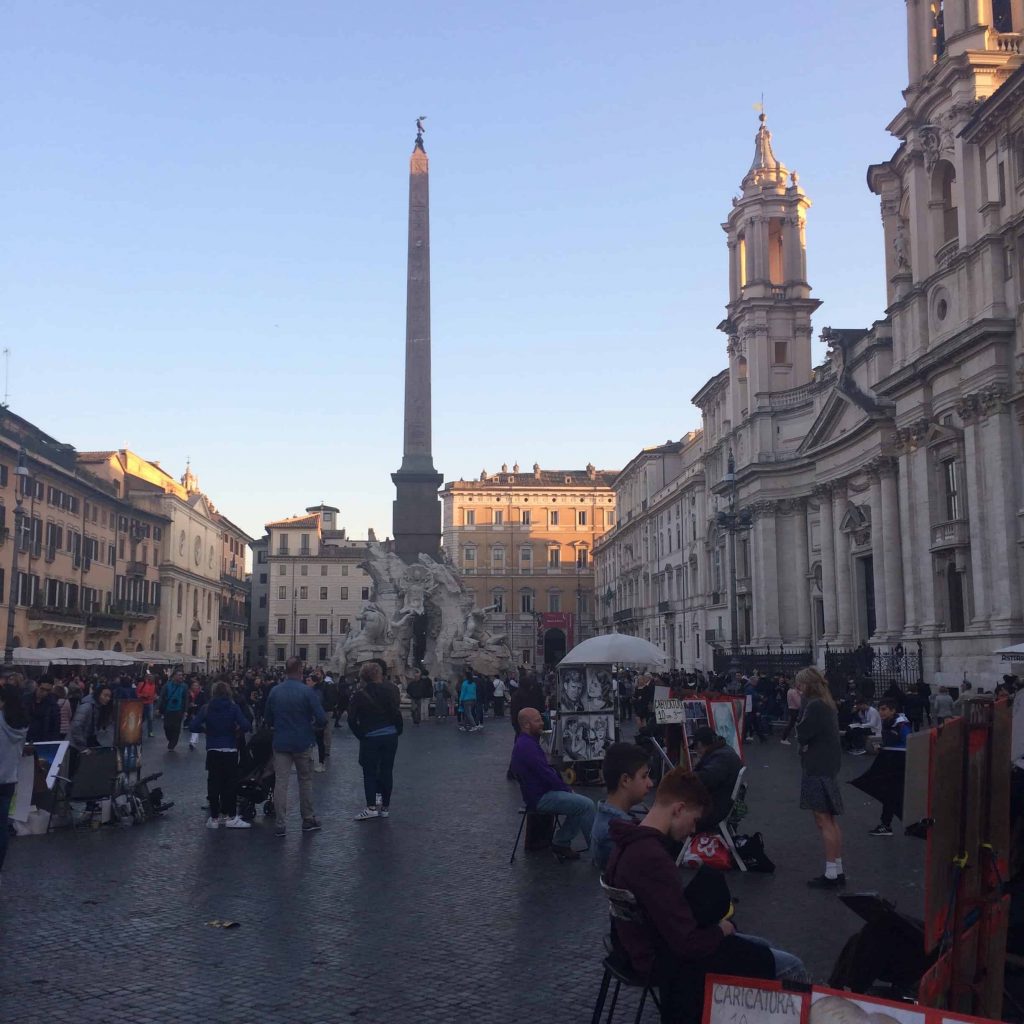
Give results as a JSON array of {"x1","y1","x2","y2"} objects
[
  {"x1": 248, "y1": 534, "x2": 269, "y2": 667},
  {"x1": 262, "y1": 504, "x2": 373, "y2": 668},
  {"x1": 1, "y1": 411, "x2": 167, "y2": 656},
  {"x1": 80, "y1": 453, "x2": 245, "y2": 669},
  {"x1": 216, "y1": 514, "x2": 252, "y2": 670},
  {"x1": 595, "y1": 8, "x2": 1024, "y2": 688},
  {"x1": 441, "y1": 464, "x2": 617, "y2": 667}
]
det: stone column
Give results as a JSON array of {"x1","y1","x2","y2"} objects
[
  {"x1": 868, "y1": 467, "x2": 889, "y2": 638},
  {"x1": 817, "y1": 486, "x2": 838, "y2": 641},
  {"x1": 961, "y1": 408, "x2": 990, "y2": 628},
  {"x1": 910, "y1": 429, "x2": 940, "y2": 632},
  {"x1": 896, "y1": 441, "x2": 918, "y2": 633},
  {"x1": 833, "y1": 486, "x2": 854, "y2": 643},
  {"x1": 756, "y1": 507, "x2": 781, "y2": 644},
  {"x1": 793, "y1": 499, "x2": 811, "y2": 644},
  {"x1": 880, "y1": 460, "x2": 905, "y2": 636}
]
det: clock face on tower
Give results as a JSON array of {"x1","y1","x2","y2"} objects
[
  {"x1": 179, "y1": 531, "x2": 186, "y2": 556},
  {"x1": 194, "y1": 537, "x2": 202, "y2": 567}
]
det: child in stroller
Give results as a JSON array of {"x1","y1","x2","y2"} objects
[{"x1": 236, "y1": 727, "x2": 276, "y2": 823}]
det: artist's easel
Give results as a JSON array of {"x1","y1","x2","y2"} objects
[{"x1": 916, "y1": 698, "x2": 1012, "y2": 1019}]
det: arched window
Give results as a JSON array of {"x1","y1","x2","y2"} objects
[
  {"x1": 113, "y1": 642, "x2": 122, "y2": 652},
  {"x1": 72, "y1": 639, "x2": 80, "y2": 649},
  {"x1": 97, "y1": 641, "x2": 106, "y2": 651},
  {"x1": 177, "y1": 584, "x2": 183, "y2": 615},
  {"x1": 737, "y1": 233, "x2": 748, "y2": 289},
  {"x1": 932, "y1": 160, "x2": 958, "y2": 246},
  {"x1": 36, "y1": 637, "x2": 47, "y2": 648}
]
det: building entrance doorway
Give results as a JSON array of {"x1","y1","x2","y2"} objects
[
  {"x1": 543, "y1": 628, "x2": 567, "y2": 667},
  {"x1": 856, "y1": 555, "x2": 876, "y2": 641}
]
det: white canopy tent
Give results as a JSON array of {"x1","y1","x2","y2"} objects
[
  {"x1": 995, "y1": 642, "x2": 1024, "y2": 662},
  {"x1": 558, "y1": 633, "x2": 668, "y2": 668}
]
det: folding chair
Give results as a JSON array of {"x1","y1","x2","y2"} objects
[
  {"x1": 591, "y1": 878, "x2": 662, "y2": 1023},
  {"x1": 676, "y1": 765, "x2": 748, "y2": 871},
  {"x1": 509, "y1": 806, "x2": 560, "y2": 863}
]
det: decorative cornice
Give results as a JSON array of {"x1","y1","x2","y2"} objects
[{"x1": 956, "y1": 385, "x2": 1007, "y2": 425}]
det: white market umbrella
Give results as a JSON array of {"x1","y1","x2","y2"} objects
[
  {"x1": 558, "y1": 633, "x2": 668, "y2": 668},
  {"x1": 8, "y1": 647, "x2": 73, "y2": 667},
  {"x1": 995, "y1": 642, "x2": 1024, "y2": 662}
]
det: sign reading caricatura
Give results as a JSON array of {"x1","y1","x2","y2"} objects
[
  {"x1": 706, "y1": 979, "x2": 803, "y2": 1024},
  {"x1": 653, "y1": 698, "x2": 686, "y2": 724}
]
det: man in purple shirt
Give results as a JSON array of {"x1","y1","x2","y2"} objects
[{"x1": 510, "y1": 707, "x2": 596, "y2": 860}]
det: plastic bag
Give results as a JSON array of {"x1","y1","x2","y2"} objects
[{"x1": 682, "y1": 832, "x2": 735, "y2": 871}]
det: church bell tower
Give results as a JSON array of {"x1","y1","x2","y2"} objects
[{"x1": 720, "y1": 114, "x2": 821, "y2": 430}]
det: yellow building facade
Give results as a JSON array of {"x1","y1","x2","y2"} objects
[{"x1": 441, "y1": 463, "x2": 617, "y2": 668}]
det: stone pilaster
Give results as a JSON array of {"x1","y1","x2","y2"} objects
[
  {"x1": 832, "y1": 485, "x2": 854, "y2": 643},
  {"x1": 793, "y1": 498, "x2": 812, "y2": 644},
  {"x1": 867, "y1": 462, "x2": 889, "y2": 639},
  {"x1": 879, "y1": 458, "x2": 905, "y2": 636},
  {"x1": 815, "y1": 484, "x2": 837, "y2": 641}
]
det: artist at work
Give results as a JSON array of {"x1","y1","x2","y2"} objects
[{"x1": 604, "y1": 768, "x2": 807, "y2": 1022}]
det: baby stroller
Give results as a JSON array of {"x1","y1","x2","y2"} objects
[{"x1": 236, "y1": 727, "x2": 275, "y2": 823}]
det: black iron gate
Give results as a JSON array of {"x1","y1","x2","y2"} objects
[
  {"x1": 711, "y1": 644, "x2": 815, "y2": 678},
  {"x1": 824, "y1": 641, "x2": 924, "y2": 698}
]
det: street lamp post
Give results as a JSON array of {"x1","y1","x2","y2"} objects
[{"x1": 4, "y1": 447, "x2": 30, "y2": 666}]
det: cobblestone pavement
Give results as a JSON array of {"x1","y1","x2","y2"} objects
[{"x1": 2, "y1": 716, "x2": 923, "y2": 1024}]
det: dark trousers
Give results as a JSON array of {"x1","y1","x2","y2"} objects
[
  {"x1": 493, "y1": 696, "x2": 505, "y2": 717},
  {"x1": 358, "y1": 734, "x2": 398, "y2": 808},
  {"x1": 880, "y1": 795, "x2": 897, "y2": 829},
  {"x1": 781, "y1": 708, "x2": 799, "y2": 741},
  {"x1": 206, "y1": 750, "x2": 240, "y2": 818},
  {"x1": 315, "y1": 728, "x2": 326, "y2": 763},
  {"x1": 0, "y1": 781, "x2": 14, "y2": 872},
  {"x1": 164, "y1": 710, "x2": 184, "y2": 748}
]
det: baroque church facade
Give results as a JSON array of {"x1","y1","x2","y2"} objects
[{"x1": 594, "y1": 2, "x2": 1024, "y2": 688}]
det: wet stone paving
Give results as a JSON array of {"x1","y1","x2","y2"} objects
[{"x1": 3, "y1": 714, "x2": 923, "y2": 1024}]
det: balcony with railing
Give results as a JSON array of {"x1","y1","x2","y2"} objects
[
  {"x1": 110, "y1": 600, "x2": 157, "y2": 620},
  {"x1": 930, "y1": 518, "x2": 969, "y2": 551},
  {"x1": 27, "y1": 602, "x2": 86, "y2": 626},
  {"x1": 613, "y1": 607, "x2": 635, "y2": 623},
  {"x1": 86, "y1": 612, "x2": 124, "y2": 632},
  {"x1": 126, "y1": 560, "x2": 148, "y2": 577},
  {"x1": 220, "y1": 604, "x2": 249, "y2": 627},
  {"x1": 993, "y1": 31, "x2": 1022, "y2": 53}
]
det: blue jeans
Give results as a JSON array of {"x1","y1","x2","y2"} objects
[
  {"x1": 358, "y1": 734, "x2": 398, "y2": 808},
  {"x1": 142, "y1": 704, "x2": 154, "y2": 736},
  {"x1": 735, "y1": 933, "x2": 808, "y2": 982},
  {"x1": 536, "y1": 790, "x2": 596, "y2": 848}
]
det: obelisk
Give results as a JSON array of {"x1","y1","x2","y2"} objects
[{"x1": 392, "y1": 118, "x2": 443, "y2": 563}]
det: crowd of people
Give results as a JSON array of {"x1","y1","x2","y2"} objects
[{"x1": 2, "y1": 651, "x2": 1020, "y2": 1022}]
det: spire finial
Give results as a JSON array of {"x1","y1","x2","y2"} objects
[{"x1": 415, "y1": 115, "x2": 426, "y2": 150}]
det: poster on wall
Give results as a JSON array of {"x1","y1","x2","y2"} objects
[
  {"x1": 560, "y1": 713, "x2": 615, "y2": 761},
  {"x1": 709, "y1": 700, "x2": 742, "y2": 758}
]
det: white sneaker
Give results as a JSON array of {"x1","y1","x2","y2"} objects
[
  {"x1": 780, "y1": 739, "x2": 791, "y2": 746},
  {"x1": 224, "y1": 816, "x2": 252, "y2": 829},
  {"x1": 205, "y1": 817, "x2": 221, "y2": 829},
  {"x1": 314, "y1": 763, "x2": 327, "y2": 773},
  {"x1": 379, "y1": 808, "x2": 390, "y2": 818},
  {"x1": 354, "y1": 807, "x2": 379, "y2": 821}
]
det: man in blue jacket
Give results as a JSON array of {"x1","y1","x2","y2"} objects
[{"x1": 265, "y1": 657, "x2": 327, "y2": 836}]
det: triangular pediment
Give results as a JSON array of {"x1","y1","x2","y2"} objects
[
  {"x1": 797, "y1": 389, "x2": 874, "y2": 455},
  {"x1": 839, "y1": 502, "x2": 870, "y2": 533},
  {"x1": 188, "y1": 491, "x2": 215, "y2": 521}
]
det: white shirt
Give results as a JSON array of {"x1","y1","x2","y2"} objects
[
  {"x1": 492, "y1": 679, "x2": 506, "y2": 697},
  {"x1": 858, "y1": 705, "x2": 882, "y2": 736}
]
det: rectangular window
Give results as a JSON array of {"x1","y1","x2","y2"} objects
[
  {"x1": 578, "y1": 510, "x2": 587, "y2": 526},
  {"x1": 464, "y1": 509, "x2": 476, "y2": 526},
  {"x1": 340, "y1": 586, "x2": 349, "y2": 600},
  {"x1": 550, "y1": 510, "x2": 559, "y2": 527},
  {"x1": 277, "y1": 564, "x2": 285, "y2": 575},
  {"x1": 277, "y1": 617, "x2": 287, "y2": 634},
  {"x1": 548, "y1": 548, "x2": 560, "y2": 568},
  {"x1": 320, "y1": 565, "x2": 328, "y2": 576},
  {"x1": 259, "y1": 573, "x2": 267, "y2": 584},
  {"x1": 319, "y1": 618, "x2": 328, "y2": 634},
  {"x1": 549, "y1": 592, "x2": 561, "y2": 612},
  {"x1": 493, "y1": 509, "x2": 504, "y2": 525},
  {"x1": 300, "y1": 564, "x2": 308, "y2": 576},
  {"x1": 298, "y1": 646, "x2": 308, "y2": 661},
  {"x1": 299, "y1": 618, "x2": 308, "y2": 635},
  {"x1": 278, "y1": 536, "x2": 289, "y2": 554},
  {"x1": 773, "y1": 342, "x2": 789, "y2": 365},
  {"x1": 492, "y1": 593, "x2": 504, "y2": 613},
  {"x1": 318, "y1": 646, "x2": 328, "y2": 662},
  {"x1": 361, "y1": 587, "x2": 370, "y2": 600},
  {"x1": 944, "y1": 459, "x2": 961, "y2": 520},
  {"x1": 606, "y1": 509, "x2": 615, "y2": 526},
  {"x1": 521, "y1": 509, "x2": 531, "y2": 526},
  {"x1": 320, "y1": 587, "x2": 328, "y2": 600},
  {"x1": 520, "y1": 592, "x2": 534, "y2": 613},
  {"x1": 342, "y1": 565, "x2": 349, "y2": 576},
  {"x1": 300, "y1": 534, "x2": 310, "y2": 554},
  {"x1": 276, "y1": 647, "x2": 286, "y2": 662},
  {"x1": 577, "y1": 549, "x2": 588, "y2": 568},
  {"x1": 257, "y1": 549, "x2": 267, "y2": 563},
  {"x1": 299, "y1": 586, "x2": 308, "y2": 599},
  {"x1": 259, "y1": 595, "x2": 266, "y2": 608},
  {"x1": 278, "y1": 586, "x2": 287, "y2": 599},
  {"x1": 491, "y1": 547, "x2": 505, "y2": 570}
]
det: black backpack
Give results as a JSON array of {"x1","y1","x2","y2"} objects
[
  {"x1": 731, "y1": 832, "x2": 776, "y2": 873},
  {"x1": 320, "y1": 680, "x2": 339, "y2": 712}
]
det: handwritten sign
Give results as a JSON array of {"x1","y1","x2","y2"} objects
[
  {"x1": 654, "y1": 698, "x2": 685, "y2": 724},
  {"x1": 706, "y1": 978, "x2": 804, "y2": 1024}
]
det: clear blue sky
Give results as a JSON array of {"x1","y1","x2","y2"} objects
[{"x1": 2, "y1": 2, "x2": 907, "y2": 547}]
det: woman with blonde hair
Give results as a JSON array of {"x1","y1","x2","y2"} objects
[{"x1": 795, "y1": 667, "x2": 845, "y2": 889}]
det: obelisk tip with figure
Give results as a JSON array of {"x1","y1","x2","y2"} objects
[{"x1": 392, "y1": 117, "x2": 443, "y2": 564}]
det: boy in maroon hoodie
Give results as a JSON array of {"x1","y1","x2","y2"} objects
[{"x1": 605, "y1": 768, "x2": 805, "y2": 1021}]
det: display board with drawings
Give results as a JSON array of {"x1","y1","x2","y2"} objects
[
  {"x1": 702, "y1": 977, "x2": 1001, "y2": 1024},
  {"x1": 554, "y1": 666, "x2": 617, "y2": 764}
]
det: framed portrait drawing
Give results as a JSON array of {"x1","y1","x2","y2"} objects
[
  {"x1": 558, "y1": 668, "x2": 586, "y2": 713},
  {"x1": 583, "y1": 668, "x2": 615, "y2": 712},
  {"x1": 560, "y1": 713, "x2": 615, "y2": 762},
  {"x1": 709, "y1": 700, "x2": 742, "y2": 759}
]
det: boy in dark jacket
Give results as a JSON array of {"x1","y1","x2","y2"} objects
[
  {"x1": 605, "y1": 768, "x2": 806, "y2": 1021},
  {"x1": 189, "y1": 680, "x2": 252, "y2": 829}
]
